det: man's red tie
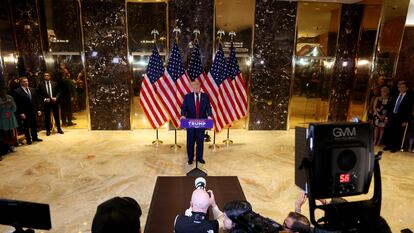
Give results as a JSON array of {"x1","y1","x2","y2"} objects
[{"x1": 196, "y1": 93, "x2": 200, "y2": 118}]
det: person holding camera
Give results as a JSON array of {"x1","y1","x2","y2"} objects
[
  {"x1": 222, "y1": 200, "x2": 252, "y2": 233},
  {"x1": 174, "y1": 188, "x2": 219, "y2": 233}
]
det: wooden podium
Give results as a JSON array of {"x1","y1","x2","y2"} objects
[{"x1": 180, "y1": 118, "x2": 214, "y2": 176}]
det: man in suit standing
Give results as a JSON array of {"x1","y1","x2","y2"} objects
[
  {"x1": 12, "y1": 77, "x2": 43, "y2": 145},
  {"x1": 385, "y1": 81, "x2": 413, "y2": 153},
  {"x1": 181, "y1": 80, "x2": 212, "y2": 165},
  {"x1": 38, "y1": 72, "x2": 64, "y2": 136},
  {"x1": 59, "y1": 67, "x2": 76, "y2": 126}
]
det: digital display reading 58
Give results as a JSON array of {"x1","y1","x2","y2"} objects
[{"x1": 339, "y1": 173, "x2": 350, "y2": 183}]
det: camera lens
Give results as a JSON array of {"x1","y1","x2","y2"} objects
[{"x1": 337, "y1": 149, "x2": 357, "y2": 171}]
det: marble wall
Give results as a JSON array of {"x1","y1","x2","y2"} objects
[
  {"x1": 81, "y1": 0, "x2": 130, "y2": 130},
  {"x1": 249, "y1": 1, "x2": 297, "y2": 130},
  {"x1": 168, "y1": 0, "x2": 214, "y2": 69},
  {"x1": 328, "y1": 4, "x2": 364, "y2": 121},
  {"x1": 395, "y1": 27, "x2": 414, "y2": 87}
]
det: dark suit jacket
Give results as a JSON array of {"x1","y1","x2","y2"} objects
[
  {"x1": 12, "y1": 86, "x2": 41, "y2": 116},
  {"x1": 181, "y1": 92, "x2": 212, "y2": 119},
  {"x1": 38, "y1": 80, "x2": 61, "y2": 102},
  {"x1": 389, "y1": 91, "x2": 413, "y2": 122}
]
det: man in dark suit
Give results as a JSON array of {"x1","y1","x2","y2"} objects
[
  {"x1": 59, "y1": 68, "x2": 76, "y2": 126},
  {"x1": 181, "y1": 80, "x2": 212, "y2": 165},
  {"x1": 38, "y1": 72, "x2": 64, "y2": 136},
  {"x1": 385, "y1": 81, "x2": 413, "y2": 153},
  {"x1": 12, "y1": 77, "x2": 43, "y2": 145}
]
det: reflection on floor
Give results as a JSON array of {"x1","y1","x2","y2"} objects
[
  {"x1": 0, "y1": 129, "x2": 413, "y2": 232},
  {"x1": 70, "y1": 110, "x2": 88, "y2": 129},
  {"x1": 289, "y1": 96, "x2": 329, "y2": 128}
]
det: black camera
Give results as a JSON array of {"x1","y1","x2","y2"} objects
[
  {"x1": 0, "y1": 199, "x2": 52, "y2": 233},
  {"x1": 235, "y1": 210, "x2": 282, "y2": 233}
]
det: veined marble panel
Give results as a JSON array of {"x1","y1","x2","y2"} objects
[
  {"x1": 249, "y1": 0, "x2": 297, "y2": 130},
  {"x1": 81, "y1": 0, "x2": 130, "y2": 130}
]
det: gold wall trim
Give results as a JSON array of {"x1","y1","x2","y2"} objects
[
  {"x1": 125, "y1": 1, "x2": 133, "y2": 130},
  {"x1": 77, "y1": 0, "x2": 92, "y2": 131}
]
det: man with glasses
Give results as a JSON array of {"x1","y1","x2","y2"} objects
[{"x1": 38, "y1": 72, "x2": 63, "y2": 136}]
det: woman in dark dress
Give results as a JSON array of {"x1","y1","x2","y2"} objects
[{"x1": 373, "y1": 86, "x2": 390, "y2": 145}]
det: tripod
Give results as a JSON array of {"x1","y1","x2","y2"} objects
[
  {"x1": 186, "y1": 128, "x2": 207, "y2": 177},
  {"x1": 186, "y1": 158, "x2": 207, "y2": 177}
]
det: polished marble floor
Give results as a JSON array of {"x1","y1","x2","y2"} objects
[{"x1": 0, "y1": 129, "x2": 413, "y2": 232}]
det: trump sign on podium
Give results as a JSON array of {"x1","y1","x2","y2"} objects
[{"x1": 180, "y1": 119, "x2": 214, "y2": 129}]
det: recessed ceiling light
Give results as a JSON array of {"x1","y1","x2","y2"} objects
[
  {"x1": 304, "y1": 2, "x2": 309, "y2": 5},
  {"x1": 315, "y1": 7, "x2": 320, "y2": 10}
]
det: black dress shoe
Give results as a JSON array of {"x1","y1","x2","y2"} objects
[
  {"x1": 27, "y1": 141, "x2": 32, "y2": 145},
  {"x1": 33, "y1": 138, "x2": 43, "y2": 142},
  {"x1": 46, "y1": 131, "x2": 51, "y2": 136},
  {"x1": 188, "y1": 160, "x2": 193, "y2": 165},
  {"x1": 57, "y1": 129, "x2": 64, "y2": 134},
  {"x1": 198, "y1": 159, "x2": 206, "y2": 164},
  {"x1": 383, "y1": 146, "x2": 391, "y2": 151},
  {"x1": 390, "y1": 149, "x2": 398, "y2": 153}
]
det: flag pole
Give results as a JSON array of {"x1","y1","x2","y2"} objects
[
  {"x1": 223, "y1": 127, "x2": 234, "y2": 145},
  {"x1": 193, "y1": 29, "x2": 212, "y2": 144},
  {"x1": 170, "y1": 26, "x2": 182, "y2": 151},
  {"x1": 209, "y1": 30, "x2": 226, "y2": 151},
  {"x1": 151, "y1": 29, "x2": 163, "y2": 146},
  {"x1": 222, "y1": 31, "x2": 237, "y2": 146}
]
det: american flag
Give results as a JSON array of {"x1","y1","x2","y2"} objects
[
  {"x1": 139, "y1": 47, "x2": 168, "y2": 129},
  {"x1": 227, "y1": 44, "x2": 248, "y2": 119},
  {"x1": 187, "y1": 45, "x2": 205, "y2": 82},
  {"x1": 188, "y1": 45, "x2": 226, "y2": 132},
  {"x1": 166, "y1": 42, "x2": 192, "y2": 105},
  {"x1": 154, "y1": 46, "x2": 182, "y2": 129},
  {"x1": 205, "y1": 44, "x2": 236, "y2": 132}
]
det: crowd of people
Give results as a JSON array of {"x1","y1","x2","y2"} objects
[
  {"x1": 89, "y1": 190, "x2": 312, "y2": 233},
  {"x1": 90, "y1": 188, "x2": 391, "y2": 233},
  {"x1": 368, "y1": 78, "x2": 414, "y2": 152},
  {"x1": 0, "y1": 67, "x2": 85, "y2": 160}
]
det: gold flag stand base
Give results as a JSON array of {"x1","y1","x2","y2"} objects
[
  {"x1": 152, "y1": 129, "x2": 163, "y2": 146},
  {"x1": 170, "y1": 129, "x2": 181, "y2": 150},
  {"x1": 209, "y1": 131, "x2": 219, "y2": 151},
  {"x1": 152, "y1": 139, "x2": 163, "y2": 146}
]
